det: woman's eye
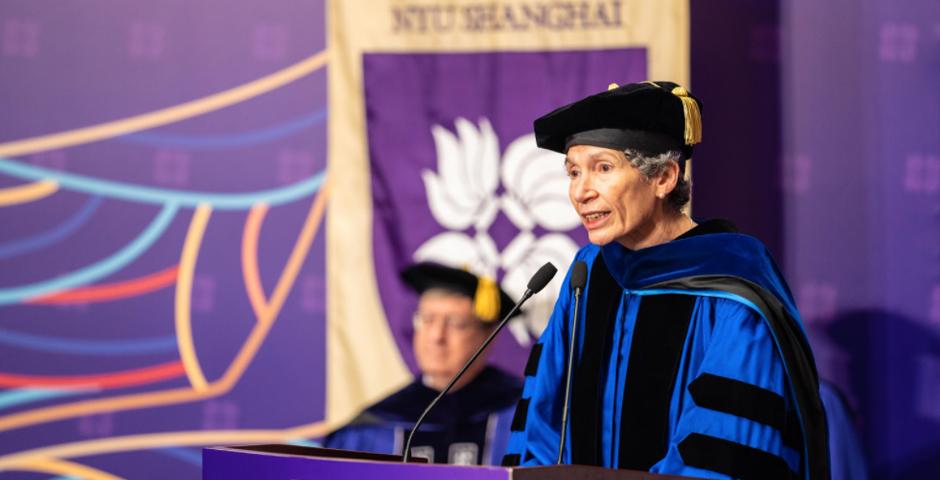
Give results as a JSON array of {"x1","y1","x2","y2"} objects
[
  {"x1": 567, "y1": 169, "x2": 579, "y2": 179},
  {"x1": 599, "y1": 163, "x2": 613, "y2": 173}
]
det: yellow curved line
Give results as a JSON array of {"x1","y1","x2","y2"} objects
[
  {"x1": 0, "y1": 50, "x2": 328, "y2": 157},
  {"x1": 0, "y1": 180, "x2": 58, "y2": 206},
  {"x1": 0, "y1": 184, "x2": 330, "y2": 433},
  {"x1": 12, "y1": 457, "x2": 122, "y2": 480},
  {"x1": 242, "y1": 203, "x2": 271, "y2": 321},
  {"x1": 175, "y1": 204, "x2": 212, "y2": 391},
  {"x1": 0, "y1": 422, "x2": 333, "y2": 471}
]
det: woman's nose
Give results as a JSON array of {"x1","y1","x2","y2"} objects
[{"x1": 572, "y1": 175, "x2": 596, "y2": 204}]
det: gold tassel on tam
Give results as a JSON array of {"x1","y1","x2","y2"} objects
[
  {"x1": 671, "y1": 86, "x2": 702, "y2": 145},
  {"x1": 608, "y1": 82, "x2": 620, "y2": 91},
  {"x1": 473, "y1": 276, "x2": 501, "y2": 323}
]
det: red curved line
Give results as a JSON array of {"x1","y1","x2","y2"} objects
[
  {"x1": 28, "y1": 265, "x2": 180, "y2": 305},
  {"x1": 0, "y1": 361, "x2": 185, "y2": 390}
]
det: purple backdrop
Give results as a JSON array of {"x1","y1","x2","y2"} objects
[{"x1": 0, "y1": 1, "x2": 327, "y2": 479}]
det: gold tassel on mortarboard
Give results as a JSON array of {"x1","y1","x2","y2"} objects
[
  {"x1": 670, "y1": 86, "x2": 702, "y2": 146},
  {"x1": 473, "y1": 276, "x2": 501, "y2": 323}
]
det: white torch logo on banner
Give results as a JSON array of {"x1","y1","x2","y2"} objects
[{"x1": 414, "y1": 117, "x2": 580, "y2": 344}]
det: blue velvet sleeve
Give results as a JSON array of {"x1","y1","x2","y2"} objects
[
  {"x1": 650, "y1": 297, "x2": 803, "y2": 479},
  {"x1": 502, "y1": 255, "x2": 577, "y2": 466},
  {"x1": 507, "y1": 260, "x2": 571, "y2": 466}
]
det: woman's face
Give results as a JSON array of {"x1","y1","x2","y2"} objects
[{"x1": 565, "y1": 144, "x2": 660, "y2": 247}]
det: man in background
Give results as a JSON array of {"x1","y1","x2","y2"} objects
[{"x1": 323, "y1": 262, "x2": 522, "y2": 465}]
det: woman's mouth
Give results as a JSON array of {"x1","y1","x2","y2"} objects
[{"x1": 582, "y1": 211, "x2": 610, "y2": 228}]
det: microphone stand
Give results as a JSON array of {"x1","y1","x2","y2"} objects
[
  {"x1": 402, "y1": 290, "x2": 533, "y2": 462},
  {"x1": 556, "y1": 284, "x2": 582, "y2": 464}
]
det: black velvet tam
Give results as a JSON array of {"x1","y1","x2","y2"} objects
[
  {"x1": 534, "y1": 81, "x2": 702, "y2": 158},
  {"x1": 401, "y1": 262, "x2": 519, "y2": 321}
]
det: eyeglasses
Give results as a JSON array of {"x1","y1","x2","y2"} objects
[{"x1": 412, "y1": 312, "x2": 480, "y2": 332}]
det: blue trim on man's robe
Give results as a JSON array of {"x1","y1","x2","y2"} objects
[{"x1": 325, "y1": 366, "x2": 521, "y2": 465}]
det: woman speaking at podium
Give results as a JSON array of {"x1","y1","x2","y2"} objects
[{"x1": 501, "y1": 81, "x2": 829, "y2": 480}]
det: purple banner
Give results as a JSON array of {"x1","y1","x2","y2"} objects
[{"x1": 364, "y1": 49, "x2": 645, "y2": 375}]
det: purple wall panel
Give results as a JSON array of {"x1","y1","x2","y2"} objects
[
  {"x1": 697, "y1": 0, "x2": 940, "y2": 478},
  {"x1": 691, "y1": 0, "x2": 784, "y2": 264},
  {"x1": 0, "y1": 2, "x2": 327, "y2": 478},
  {"x1": 781, "y1": 0, "x2": 940, "y2": 478}
]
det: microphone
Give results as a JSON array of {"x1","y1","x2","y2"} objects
[
  {"x1": 402, "y1": 262, "x2": 558, "y2": 462},
  {"x1": 556, "y1": 260, "x2": 587, "y2": 464}
]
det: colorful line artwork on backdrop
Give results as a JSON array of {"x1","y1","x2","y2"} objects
[
  {"x1": 0, "y1": 47, "x2": 331, "y2": 479},
  {"x1": 0, "y1": 327, "x2": 177, "y2": 356},
  {"x1": 0, "y1": 158, "x2": 325, "y2": 210},
  {"x1": 175, "y1": 204, "x2": 213, "y2": 391},
  {"x1": 0, "y1": 196, "x2": 102, "y2": 260},
  {"x1": 0, "y1": 421, "x2": 333, "y2": 474},
  {"x1": 0, "y1": 203, "x2": 177, "y2": 305},
  {"x1": 12, "y1": 456, "x2": 121, "y2": 480},
  {"x1": 28, "y1": 265, "x2": 179, "y2": 305},
  {"x1": 0, "y1": 50, "x2": 328, "y2": 157},
  {"x1": 0, "y1": 179, "x2": 329, "y2": 436},
  {"x1": 118, "y1": 109, "x2": 327, "y2": 150},
  {"x1": 0, "y1": 180, "x2": 58, "y2": 206},
  {"x1": 0, "y1": 361, "x2": 185, "y2": 390},
  {"x1": 0, "y1": 388, "x2": 96, "y2": 412}
]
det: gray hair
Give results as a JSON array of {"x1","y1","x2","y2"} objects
[{"x1": 623, "y1": 148, "x2": 691, "y2": 212}]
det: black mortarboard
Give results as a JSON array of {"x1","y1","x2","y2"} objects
[
  {"x1": 534, "y1": 81, "x2": 702, "y2": 158},
  {"x1": 400, "y1": 262, "x2": 519, "y2": 323}
]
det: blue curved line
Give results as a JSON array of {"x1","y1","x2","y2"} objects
[
  {"x1": 0, "y1": 327, "x2": 177, "y2": 356},
  {"x1": 119, "y1": 109, "x2": 327, "y2": 150},
  {"x1": 159, "y1": 447, "x2": 203, "y2": 467},
  {"x1": 288, "y1": 439, "x2": 322, "y2": 447},
  {"x1": 0, "y1": 387, "x2": 92, "y2": 411},
  {"x1": 0, "y1": 203, "x2": 177, "y2": 305},
  {"x1": 0, "y1": 196, "x2": 102, "y2": 260},
  {"x1": 0, "y1": 158, "x2": 325, "y2": 210}
]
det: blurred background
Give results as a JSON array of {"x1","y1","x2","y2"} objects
[{"x1": 0, "y1": 0, "x2": 937, "y2": 478}]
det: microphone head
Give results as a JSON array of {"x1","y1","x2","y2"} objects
[
  {"x1": 570, "y1": 261, "x2": 588, "y2": 290},
  {"x1": 527, "y1": 262, "x2": 558, "y2": 294}
]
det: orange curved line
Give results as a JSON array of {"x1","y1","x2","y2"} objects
[
  {"x1": 27, "y1": 265, "x2": 180, "y2": 304},
  {"x1": 262, "y1": 178, "x2": 330, "y2": 324},
  {"x1": 0, "y1": 180, "x2": 59, "y2": 207},
  {"x1": 0, "y1": 421, "x2": 333, "y2": 470},
  {"x1": 0, "y1": 361, "x2": 184, "y2": 390},
  {"x1": 13, "y1": 457, "x2": 122, "y2": 480},
  {"x1": 242, "y1": 204, "x2": 270, "y2": 321},
  {"x1": 220, "y1": 179, "x2": 330, "y2": 387},
  {"x1": 175, "y1": 204, "x2": 212, "y2": 391}
]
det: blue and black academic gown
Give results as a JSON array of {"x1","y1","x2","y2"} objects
[
  {"x1": 503, "y1": 220, "x2": 830, "y2": 480},
  {"x1": 324, "y1": 366, "x2": 522, "y2": 465},
  {"x1": 819, "y1": 381, "x2": 867, "y2": 480}
]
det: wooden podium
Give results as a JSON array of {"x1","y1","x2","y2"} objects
[{"x1": 203, "y1": 444, "x2": 701, "y2": 479}]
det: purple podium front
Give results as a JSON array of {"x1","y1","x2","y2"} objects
[{"x1": 202, "y1": 444, "x2": 700, "y2": 479}]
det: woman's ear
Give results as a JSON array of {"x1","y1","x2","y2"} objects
[{"x1": 655, "y1": 160, "x2": 680, "y2": 198}]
